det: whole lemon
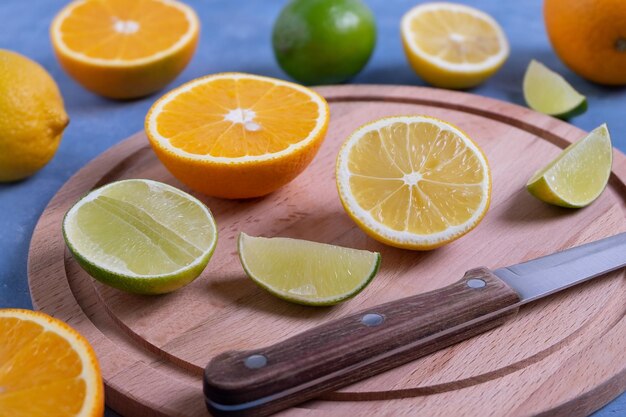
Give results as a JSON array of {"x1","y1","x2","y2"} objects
[
  {"x1": 272, "y1": 0, "x2": 376, "y2": 85},
  {"x1": 0, "y1": 50, "x2": 68, "y2": 182}
]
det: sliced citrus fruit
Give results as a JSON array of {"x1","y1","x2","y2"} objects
[
  {"x1": 336, "y1": 116, "x2": 491, "y2": 250},
  {"x1": 145, "y1": 72, "x2": 330, "y2": 199},
  {"x1": 238, "y1": 233, "x2": 380, "y2": 306},
  {"x1": 523, "y1": 60, "x2": 587, "y2": 119},
  {"x1": 63, "y1": 179, "x2": 217, "y2": 294},
  {"x1": 50, "y1": 0, "x2": 199, "y2": 99},
  {"x1": 0, "y1": 308, "x2": 104, "y2": 417},
  {"x1": 401, "y1": 2, "x2": 509, "y2": 89},
  {"x1": 527, "y1": 124, "x2": 612, "y2": 208}
]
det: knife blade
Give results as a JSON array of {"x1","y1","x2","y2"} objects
[
  {"x1": 204, "y1": 232, "x2": 626, "y2": 417},
  {"x1": 494, "y1": 232, "x2": 626, "y2": 303}
]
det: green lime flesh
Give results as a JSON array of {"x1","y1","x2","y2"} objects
[
  {"x1": 526, "y1": 124, "x2": 612, "y2": 208},
  {"x1": 523, "y1": 59, "x2": 587, "y2": 119},
  {"x1": 238, "y1": 233, "x2": 380, "y2": 306},
  {"x1": 272, "y1": 0, "x2": 376, "y2": 85},
  {"x1": 62, "y1": 179, "x2": 217, "y2": 294}
]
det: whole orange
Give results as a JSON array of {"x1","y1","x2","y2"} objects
[{"x1": 544, "y1": 0, "x2": 626, "y2": 85}]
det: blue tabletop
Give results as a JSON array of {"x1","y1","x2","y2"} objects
[{"x1": 1, "y1": 1, "x2": 624, "y2": 416}]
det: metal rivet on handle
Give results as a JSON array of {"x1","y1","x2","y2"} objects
[
  {"x1": 244, "y1": 354, "x2": 267, "y2": 369},
  {"x1": 466, "y1": 278, "x2": 486, "y2": 289},
  {"x1": 361, "y1": 313, "x2": 384, "y2": 327}
]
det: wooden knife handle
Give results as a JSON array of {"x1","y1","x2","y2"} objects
[{"x1": 203, "y1": 267, "x2": 521, "y2": 416}]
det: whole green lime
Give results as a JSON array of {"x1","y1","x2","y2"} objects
[{"x1": 272, "y1": 0, "x2": 376, "y2": 85}]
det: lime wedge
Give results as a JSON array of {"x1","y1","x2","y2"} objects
[
  {"x1": 63, "y1": 179, "x2": 217, "y2": 294},
  {"x1": 523, "y1": 60, "x2": 587, "y2": 119},
  {"x1": 238, "y1": 233, "x2": 380, "y2": 306},
  {"x1": 526, "y1": 124, "x2": 612, "y2": 208}
]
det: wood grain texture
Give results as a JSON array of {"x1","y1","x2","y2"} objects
[
  {"x1": 204, "y1": 268, "x2": 521, "y2": 416},
  {"x1": 27, "y1": 85, "x2": 626, "y2": 417}
]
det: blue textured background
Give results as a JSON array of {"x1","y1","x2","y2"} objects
[{"x1": 0, "y1": 1, "x2": 624, "y2": 416}]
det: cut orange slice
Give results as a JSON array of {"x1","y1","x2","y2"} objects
[
  {"x1": 145, "y1": 72, "x2": 330, "y2": 199},
  {"x1": 50, "y1": 0, "x2": 199, "y2": 99},
  {"x1": 336, "y1": 116, "x2": 491, "y2": 250},
  {"x1": 0, "y1": 309, "x2": 104, "y2": 417}
]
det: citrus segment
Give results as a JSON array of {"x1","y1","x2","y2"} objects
[
  {"x1": 0, "y1": 309, "x2": 103, "y2": 417},
  {"x1": 54, "y1": 0, "x2": 191, "y2": 61},
  {"x1": 155, "y1": 80, "x2": 319, "y2": 157},
  {"x1": 523, "y1": 60, "x2": 587, "y2": 119},
  {"x1": 238, "y1": 233, "x2": 380, "y2": 306},
  {"x1": 146, "y1": 73, "x2": 329, "y2": 198},
  {"x1": 527, "y1": 124, "x2": 612, "y2": 208},
  {"x1": 51, "y1": 0, "x2": 199, "y2": 98},
  {"x1": 63, "y1": 179, "x2": 217, "y2": 294},
  {"x1": 401, "y1": 2, "x2": 509, "y2": 88},
  {"x1": 337, "y1": 116, "x2": 491, "y2": 250}
]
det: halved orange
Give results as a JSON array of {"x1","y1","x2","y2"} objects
[
  {"x1": 145, "y1": 72, "x2": 330, "y2": 199},
  {"x1": 50, "y1": 0, "x2": 199, "y2": 99},
  {"x1": 0, "y1": 309, "x2": 104, "y2": 417}
]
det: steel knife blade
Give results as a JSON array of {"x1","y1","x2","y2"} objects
[
  {"x1": 493, "y1": 232, "x2": 626, "y2": 303},
  {"x1": 204, "y1": 232, "x2": 626, "y2": 417}
]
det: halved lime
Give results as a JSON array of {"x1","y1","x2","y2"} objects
[
  {"x1": 63, "y1": 179, "x2": 218, "y2": 294},
  {"x1": 526, "y1": 124, "x2": 612, "y2": 208},
  {"x1": 523, "y1": 60, "x2": 587, "y2": 119},
  {"x1": 238, "y1": 233, "x2": 380, "y2": 306}
]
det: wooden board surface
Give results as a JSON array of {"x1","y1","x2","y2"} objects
[{"x1": 28, "y1": 85, "x2": 626, "y2": 417}]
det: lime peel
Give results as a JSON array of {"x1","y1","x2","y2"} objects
[
  {"x1": 526, "y1": 124, "x2": 612, "y2": 208},
  {"x1": 238, "y1": 233, "x2": 380, "y2": 306},
  {"x1": 523, "y1": 59, "x2": 587, "y2": 119},
  {"x1": 63, "y1": 179, "x2": 217, "y2": 294}
]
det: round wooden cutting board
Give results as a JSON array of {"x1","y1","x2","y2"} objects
[{"x1": 28, "y1": 85, "x2": 626, "y2": 417}]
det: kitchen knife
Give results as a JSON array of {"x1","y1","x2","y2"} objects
[{"x1": 204, "y1": 232, "x2": 626, "y2": 417}]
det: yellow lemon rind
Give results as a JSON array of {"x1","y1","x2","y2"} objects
[
  {"x1": 336, "y1": 115, "x2": 491, "y2": 250},
  {"x1": 400, "y1": 2, "x2": 509, "y2": 89}
]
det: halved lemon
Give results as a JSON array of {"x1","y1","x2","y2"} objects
[
  {"x1": 523, "y1": 60, "x2": 587, "y2": 119},
  {"x1": 51, "y1": 0, "x2": 199, "y2": 99},
  {"x1": 527, "y1": 124, "x2": 612, "y2": 208},
  {"x1": 63, "y1": 179, "x2": 217, "y2": 294},
  {"x1": 336, "y1": 116, "x2": 491, "y2": 250},
  {"x1": 145, "y1": 72, "x2": 330, "y2": 199},
  {"x1": 401, "y1": 2, "x2": 509, "y2": 89},
  {"x1": 0, "y1": 309, "x2": 104, "y2": 417},
  {"x1": 238, "y1": 233, "x2": 380, "y2": 306}
]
